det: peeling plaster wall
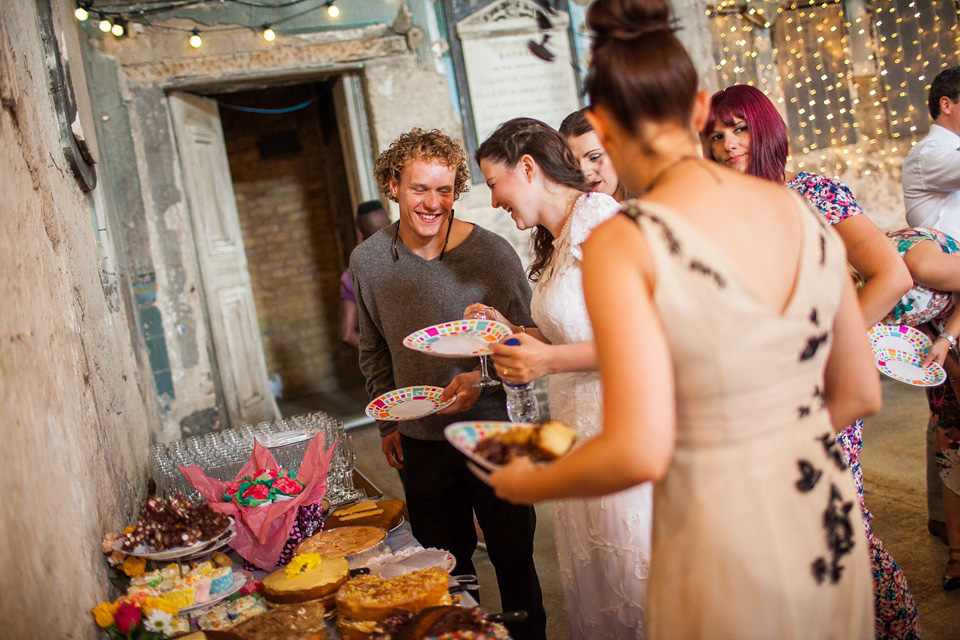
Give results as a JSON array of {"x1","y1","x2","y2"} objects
[
  {"x1": 0, "y1": 3, "x2": 153, "y2": 638},
  {"x1": 84, "y1": 18, "x2": 471, "y2": 438}
]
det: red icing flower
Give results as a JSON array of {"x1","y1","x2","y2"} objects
[
  {"x1": 259, "y1": 468, "x2": 280, "y2": 480},
  {"x1": 242, "y1": 484, "x2": 270, "y2": 501},
  {"x1": 273, "y1": 477, "x2": 304, "y2": 495},
  {"x1": 239, "y1": 579, "x2": 263, "y2": 595},
  {"x1": 225, "y1": 481, "x2": 242, "y2": 496},
  {"x1": 114, "y1": 602, "x2": 141, "y2": 634}
]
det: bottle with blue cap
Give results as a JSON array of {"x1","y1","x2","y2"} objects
[{"x1": 501, "y1": 337, "x2": 541, "y2": 424}]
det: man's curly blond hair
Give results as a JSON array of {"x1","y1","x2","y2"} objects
[{"x1": 374, "y1": 128, "x2": 471, "y2": 202}]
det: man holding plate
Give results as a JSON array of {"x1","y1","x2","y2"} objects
[{"x1": 349, "y1": 128, "x2": 546, "y2": 639}]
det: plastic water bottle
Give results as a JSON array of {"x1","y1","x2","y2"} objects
[{"x1": 502, "y1": 337, "x2": 540, "y2": 424}]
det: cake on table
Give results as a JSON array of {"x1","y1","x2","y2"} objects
[
  {"x1": 262, "y1": 553, "x2": 350, "y2": 606},
  {"x1": 295, "y1": 525, "x2": 387, "y2": 568},
  {"x1": 228, "y1": 599, "x2": 331, "y2": 640},
  {"x1": 370, "y1": 605, "x2": 509, "y2": 640},
  {"x1": 335, "y1": 566, "x2": 451, "y2": 640}
]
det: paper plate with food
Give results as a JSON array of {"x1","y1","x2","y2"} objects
[{"x1": 444, "y1": 420, "x2": 577, "y2": 476}]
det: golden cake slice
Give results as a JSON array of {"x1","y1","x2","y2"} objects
[
  {"x1": 262, "y1": 554, "x2": 349, "y2": 605},
  {"x1": 335, "y1": 567, "x2": 452, "y2": 640},
  {"x1": 531, "y1": 419, "x2": 576, "y2": 460},
  {"x1": 325, "y1": 500, "x2": 405, "y2": 531},
  {"x1": 295, "y1": 525, "x2": 387, "y2": 565}
]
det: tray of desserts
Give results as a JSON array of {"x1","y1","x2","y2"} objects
[
  {"x1": 114, "y1": 493, "x2": 234, "y2": 560},
  {"x1": 179, "y1": 569, "x2": 253, "y2": 614}
]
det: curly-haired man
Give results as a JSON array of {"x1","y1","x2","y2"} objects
[{"x1": 349, "y1": 128, "x2": 547, "y2": 640}]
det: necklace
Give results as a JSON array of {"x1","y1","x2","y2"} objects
[
  {"x1": 391, "y1": 210, "x2": 455, "y2": 262},
  {"x1": 645, "y1": 155, "x2": 699, "y2": 192},
  {"x1": 556, "y1": 191, "x2": 581, "y2": 239}
]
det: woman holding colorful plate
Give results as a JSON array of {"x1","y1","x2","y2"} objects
[
  {"x1": 471, "y1": 117, "x2": 653, "y2": 640},
  {"x1": 702, "y1": 84, "x2": 921, "y2": 636},
  {"x1": 882, "y1": 226, "x2": 960, "y2": 590}
]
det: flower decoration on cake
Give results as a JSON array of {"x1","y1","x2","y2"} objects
[
  {"x1": 284, "y1": 552, "x2": 323, "y2": 578},
  {"x1": 221, "y1": 468, "x2": 305, "y2": 507}
]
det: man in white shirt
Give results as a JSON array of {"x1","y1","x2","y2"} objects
[
  {"x1": 902, "y1": 66, "x2": 960, "y2": 546},
  {"x1": 903, "y1": 66, "x2": 960, "y2": 237}
]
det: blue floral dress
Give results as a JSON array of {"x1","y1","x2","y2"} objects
[{"x1": 788, "y1": 172, "x2": 923, "y2": 640}]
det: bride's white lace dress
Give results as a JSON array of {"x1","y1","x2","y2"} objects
[{"x1": 532, "y1": 192, "x2": 653, "y2": 639}]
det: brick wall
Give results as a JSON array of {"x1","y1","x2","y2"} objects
[{"x1": 222, "y1": 82, "x2": 362, "y2": 399}]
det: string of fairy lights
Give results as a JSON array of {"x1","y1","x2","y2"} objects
[
  {"x1": 73, "y1": 0, "x2": 342, "y2": 46},
  {"x1": 706, "y1": 0, "x2": 959, "y2": 176},
  {"x1": 76, "y1": 0, "x2": 956, "y2": 175}
]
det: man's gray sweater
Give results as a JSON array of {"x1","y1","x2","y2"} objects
[{"x1": 350, "y1": 221, "x2": 535, "y2": 440}]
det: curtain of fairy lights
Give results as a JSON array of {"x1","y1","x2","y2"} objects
[
  {"x1": 774, "y1": 3, "x2": 858, "y2": 154},
  {"x1": 708, "y1": 12, "x2": 760, "y2": 87},
  {"x1": 874, "y1": 0, "x2": 960, "y2": 138}
]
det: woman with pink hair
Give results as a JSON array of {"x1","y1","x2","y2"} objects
[{"x1": 703, "y1": 84, "x2": 921, "y2": 639}]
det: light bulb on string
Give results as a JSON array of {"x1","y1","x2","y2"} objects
[
  {"x1": 189, "y1": 28, "x2": 202, "y2": 49},
  {"x1": 99, "y1": 17, "x2": 112, "y2": 32},
  {"x1": 75, "y1": 4, "x2": 89, "y2": 21},
  {"x1": 262, "y1": 25, "x2": 276, "y2": 42},
  {"x1": 326, "y1": 2, "x2": 340, "y2": 18},
  {"x1": 111, "y1": 17, "x2": 126, "y2": 37}
]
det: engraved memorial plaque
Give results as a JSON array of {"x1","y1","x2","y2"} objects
[{"x1": 457, "y1": 0, "x2": 581, "y2": 146}]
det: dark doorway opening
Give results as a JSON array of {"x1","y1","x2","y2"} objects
[{"x1": 218, "y1": 80, "x2": 365, "y2": 408}]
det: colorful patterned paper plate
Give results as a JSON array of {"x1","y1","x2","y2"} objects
[
  {"x1": 444, "y1": 421, "x2": 533, "y2": 472},
  {"x1": 366, "y1": 386, "x2": 454, "y2": 421},
  {"x1": 868, "y1": 324, "x2": 932, "y2": 355},
  {"x1": 403, "y1": 319, "x2": 512, "y2": 357},
  {"x1": 874, "y1": 348, "x2": 946, "y2": 387}
]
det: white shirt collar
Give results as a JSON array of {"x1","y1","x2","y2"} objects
[{"x1": 927, "y1": 123, "x2": 960, "y2": 147}]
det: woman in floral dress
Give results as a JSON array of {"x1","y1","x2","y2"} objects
[{"x1": 704, "y1": 84, "x2": 922, "y2": 638}]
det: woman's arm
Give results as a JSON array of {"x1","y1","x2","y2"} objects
[
  {"x1": 922, "y1": 294, "x2": 960, "y2": 367},
  {"x1": 832, "y1": 214, "x2": 912, "y2": 327},
  {"x1": 489, "y1": 335, "x2": 596, "y2": 383},
  {"x1": 490, "y1": 217, "x2": 675, "y2": 502},
  {"x1": 823, "y1": 275, "x2": 883, "y2": 431},
  {"x1": 902, "y1": 239, "x2": 960, "y2": 292}
]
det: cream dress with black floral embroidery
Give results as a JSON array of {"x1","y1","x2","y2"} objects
[
  {"x1": 619, "y1": 196, "x2": 873, "y2": 640},
  {"x1": 532, "y1": 192, "x2": 653, "y2": 640}
]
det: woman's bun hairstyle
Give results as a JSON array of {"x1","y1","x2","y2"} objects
[{"x1": 585, "y1": 0, "x2": 697, "y2": 137}]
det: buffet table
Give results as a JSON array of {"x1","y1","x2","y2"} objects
[{"x1": 95, "y1": 411, "x2": 482, "y2": 639}]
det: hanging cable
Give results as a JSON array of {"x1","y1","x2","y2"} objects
[{"x1": 213, "y1": 95, "x2": 319, "y2": 114}]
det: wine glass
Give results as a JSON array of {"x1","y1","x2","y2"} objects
[{"x1": 464, "y1": 306, "x2": 501, "y2": 388}]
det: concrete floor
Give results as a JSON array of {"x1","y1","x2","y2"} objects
[{"x1": 281, "y1": 375, "x2": 960, "y2": 639}]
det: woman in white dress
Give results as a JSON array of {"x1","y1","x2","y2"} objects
[{"x1": 469, "y1": 117, "x2": 652, "y2": 640}]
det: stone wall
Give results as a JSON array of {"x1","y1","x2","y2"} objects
[{"x1": 0, "y1": 2, "x2": 153, "y2": 638}]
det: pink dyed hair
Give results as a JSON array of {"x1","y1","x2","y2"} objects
[{"x1": 703, "y1": 85, "x2": 788, "y2": 184}]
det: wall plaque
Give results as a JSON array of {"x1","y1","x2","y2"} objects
[{"x1": 457, "y1": 0, "x2": 581, "y2": 145}]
